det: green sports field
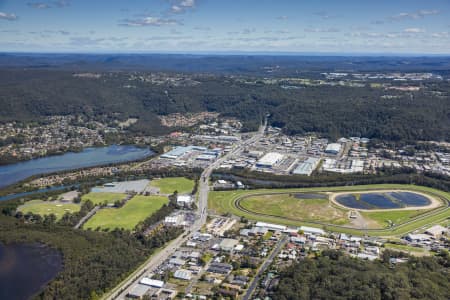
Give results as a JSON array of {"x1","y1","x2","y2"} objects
[
  {"x1": 239, "y1": 193, "x2": 349, "y2": 226},
  {"x1": 81, "y1": 192, "x2": 126, "y2": 205},
  {"x1": 208, "y1": 184, "x2": 450, "y2": 236},
  {"x1": 17, "y1": 200, "x2": 81, "y2": 220},
  {"x1": 83, "y1": 195, "x2": 168, "y2": 230},
  {"x1": 150, "y1": 177, "x2": 194, "y2": 194}
]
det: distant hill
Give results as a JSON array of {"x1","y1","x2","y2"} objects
[
  {"x1": 1, "y1": 53, "x2": 450, "y2": 75},
  {"x1": 0, "y1": 59, "x2": 449, "y2": 141}
]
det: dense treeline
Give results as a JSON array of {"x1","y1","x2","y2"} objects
[
  {"x1": 0, "y1": 214, "x2": 182, "y2": 300},
  {"x1": 0, "y1": 69, "x2": 449, "y2": 141},
  {"x1": 212, "y1": 168, "x2": 450, "y2": 192},
  {"x1": 273, "y1": 250, "x2": 450, "y2": 300}
]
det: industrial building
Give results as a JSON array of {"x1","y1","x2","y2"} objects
[
  {"x1": 292, "y1": 157, "x2": 320, "y2": 176},
  {"x1": 322, "y1": 158, "x2": 364, "y2": 173},
  {"x1": 256, "y1": 152, "x2": 284, "y2": 168},
  {"x1": 160, "y1": 145, "x2": 207, "y2": 159},
  {"x1": 219, "y1": 238, "x2": 239, "y2": 252},
  {"x1": 140, "y1": 278, "x2": 164, "y2": 288},
  {"x1": 325, "y1": 143, "x2": 342, "y2": 155},
  {"x1": 176, "y1": 195, "x2": 193, "y2": 207},
  {"x1": 255, "y1": 221, "x2": 287, "y2": 232},
  {"x1": 207, "y1": 262, "x2": 233, "y2": 275},
  {"x1": 299, "y1": 226, "x2": 325, "y2": 236},
  {"x1": 173, "y1": 269, "x2": 192, "y2": 280}
]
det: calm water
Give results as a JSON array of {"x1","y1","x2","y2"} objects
[
  {"x1": 0, "y1": 243, "x2": 63, "y2": 300},
  {"x1": 336, "y1": 192, "x2": 430, "y2": 209},
  {"x1": 0, "y1": 145, "x2": 153, "y2": 189}
]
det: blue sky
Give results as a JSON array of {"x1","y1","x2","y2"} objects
[{"x1": 0, "y1": 0, "x2": 449, "y2": 54}]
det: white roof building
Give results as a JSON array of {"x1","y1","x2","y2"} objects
[
  {"x1": 177, "y1": 195, "x2": 193, "y2": 206},
  {"x1": 140, "y1": 278, "x2": 164, "y2": 288},
  {"x1": 219, "y1": 238, "x2": 239, "y2": 252},
  {"x1": 325, "y1": 143, "x2": 341, "y2": 155},
  {"x1": 425, "y1": 225, "x2": 448, "y2": 238},
  {"x1": 299, "y1": 226, "x2": 325, "y2": 236},
  {"x1": 164, "y1": 214, "x2": 184, "y2": 226},
  {"x1": 256, "y1": 152, "x2": 284, "y2": 168},
  {"x1": 256, "y1": 221, "x2": 287, "y2": 231},
  {"x1": 174, "y1": 269, "x2": 192, "y2": 280},
  {"x1": 128, "y1": 284, "x2": 150, "y2": 298}
]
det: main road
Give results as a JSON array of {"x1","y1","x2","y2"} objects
[{"x1": 105, "y1": 120, "x2": 266, "y2": 300}]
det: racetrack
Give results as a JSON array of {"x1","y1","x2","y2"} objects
[{"x1": 209, "y1": 184, "x2": 450, "y2": 236}]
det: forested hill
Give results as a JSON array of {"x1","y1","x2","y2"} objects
[
  {"x1": 273, "y1": 250, "x2": 450, "y2": 300},
  {"x1": 0, "y1": 68, "x2": 449, "y2": 141},
  {"x1": 2, "y1": 53, "x2": 450, "y2": 75}
]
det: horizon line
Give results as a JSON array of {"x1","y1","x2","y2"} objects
[{"x1": 2, "y1": 50, "x2": 450, "y2": 57}]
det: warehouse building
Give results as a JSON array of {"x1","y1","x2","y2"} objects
[
  {"x1": 256, "y1": 152, "x2": 284, "y2": 168},
  {"x1": 173, "y1": 269, "x2": 192, "y2": 280},
  {"x1": 176, "y1": 195, "x2": 194, "y2": 207},
  {"x1": 207, "y1": 262, "x2": 233, "y2": 275},
  {"x1": 219, "y1": 238, "x2": 239, "y2": 252},
  {"x1": 161, "y1": 145, "x2": 207, "y2": 159},
  {"x1": 292, "y1": 157, "x2": 320, "y2": 176},
  {"x1": 325, "y1": 143, "x2": 341, "y2": 155},
  {"x1": 140, "y1": 278, "x2": 164, "y2": 288}
]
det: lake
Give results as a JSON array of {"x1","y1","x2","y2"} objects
[
  {"x1": 335, "y1": 191, "x2": 431, "y2": 209},
  {"x1": 0, "y1": 145, "x2": 153, "y2": 189},
  {"x1": 0, "y1": 243, "x2": 63, "y2": 300}
]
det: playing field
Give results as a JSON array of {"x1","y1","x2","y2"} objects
[
  {"x1": 150, "y1": 177, "x2": 194, "y2": 194},
  {"x1": 17, "y1": 200, "x2": 81, "y2": 220},
  {"x1": 239, "y1": 193, "x2": 349, "y2": 225},
  {"x1": 208, "y1": 184, "x2": 450, "y2": 236},
  {"x1": 81, "y1": 192, "x2": 126, "y2": 205},
  {"x1": 83, "y1": 195, "x2": 168, "y2": 230}
]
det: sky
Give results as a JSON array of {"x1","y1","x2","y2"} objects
[{"x1": 0, "y1": 0, "x2": 449, "y2": 54}]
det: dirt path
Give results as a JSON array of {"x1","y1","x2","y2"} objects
[{"x1": 329, "y1": 190, "x2": 442, "y2": 212}]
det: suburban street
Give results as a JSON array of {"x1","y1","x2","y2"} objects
[
  {"x1": 243, "y1": 235, "x2": 288, "y2": 300},
  {"x1": 106, "y1": 120, "x2": 266, "y2": 300}
]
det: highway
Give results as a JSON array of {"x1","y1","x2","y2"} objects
[{"x1": 106, "y1": 120, "x2": 266, "y2": 300}]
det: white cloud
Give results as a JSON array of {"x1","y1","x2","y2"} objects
[
  {"x1": 120, "y1": 16, "x2": 181, "y2": 27},
  {"x1": 27, "y1": 2, "x2": 52, "y2": 9},
  {"x1": 404, "y1": 28, "x2": 425, "y2": 33},
  {"x1": 180, "y1": 0, "x2": 195, "y2": 8},
  {"x1": 390, "y1": 9, "x2": 439, "y2": 20},
  {"x1": 171, "y1": 0, "x2": 196, "y2": 13},
  {"x1": 27, "y1": 1, "x2": 70, "y2": 9},
  {"x1": 0, "y1": 12, "x2": 18, "y2": 21},
  {"x1": 305, "y1": 27, "x2": 340, "y2": 33}
]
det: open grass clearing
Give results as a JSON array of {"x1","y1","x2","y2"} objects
[
  {"x1": 383, "y1": 243, "x2": 430, "y2": 256},
  {"x1": 83, "y1": 195, "x2": 168, "y2": 230},
  {"x1": 239, "y1": 194, "x2": 349, "y2": 226},
  {"x1": 17, "y1": 200, "x2": 81, "y2": 220},
  {"x1": 81, "y1": 192, "x2": 126, "y2": 205},
  {"x1": 150, "y1": 177, "x2": 194, "y2": 194},
  {"x1": 361, "y1": 209, "x2": 431, "y2": 228}
]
